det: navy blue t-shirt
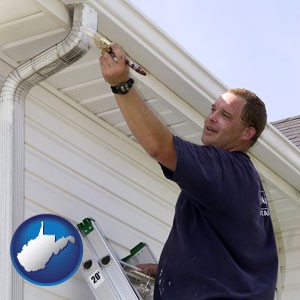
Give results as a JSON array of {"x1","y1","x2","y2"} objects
[{"x1": 154, "y1": 136, "x2": 278, "y2": 300}]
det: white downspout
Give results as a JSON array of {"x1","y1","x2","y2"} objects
[{"x1": 0, "y1": 3, "x2": 97, "y2": 299}]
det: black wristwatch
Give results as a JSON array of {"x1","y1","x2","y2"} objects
[{"x1": 111, "y1": 78, "x2": 134, "y2": 94}]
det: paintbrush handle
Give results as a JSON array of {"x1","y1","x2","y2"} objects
[{"x1": 125, "y1": 58, "x2": 147, "y2": 76}]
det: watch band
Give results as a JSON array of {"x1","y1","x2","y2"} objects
[{"x1": 111, "y1": 78, "x2": 134, "y2": 94}]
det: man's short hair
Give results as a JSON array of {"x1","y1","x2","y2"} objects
[{"x1": 228, "y1": 88, "x2": 267, "y2": 146}]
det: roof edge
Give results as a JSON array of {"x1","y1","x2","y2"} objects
[{"x1": 251, "y1": 123, "x2": 300, "y2": 192}]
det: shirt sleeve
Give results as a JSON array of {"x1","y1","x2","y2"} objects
[{"x1": 160, "y1": 136, "x2": 224, "y2": 207}]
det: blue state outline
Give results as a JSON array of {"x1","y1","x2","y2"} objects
[{"x1": 10, "y1": 214, "x2": 83, "y2": 286}]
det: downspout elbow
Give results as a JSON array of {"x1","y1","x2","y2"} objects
[{"x1": 0, "y1": 3, "x2": 96, "y2": 102}]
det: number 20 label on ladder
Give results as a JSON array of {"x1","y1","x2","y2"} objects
[{"x1": 89, "y1": 269, "x2": 105, "y2": 289}]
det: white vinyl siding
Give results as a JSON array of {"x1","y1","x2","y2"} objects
[{"x1": 24, "y1": 86, "x2": 178, "y2": 299}]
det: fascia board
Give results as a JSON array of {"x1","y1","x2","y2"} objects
[{"x1": 250, "y1": 124, "x2": 300, "y2": 192}]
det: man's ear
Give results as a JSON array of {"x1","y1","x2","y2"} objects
[{"x1": 241, "y1": 127, "x2": 256, "y2": 141}]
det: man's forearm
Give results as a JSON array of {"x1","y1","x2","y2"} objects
[
  {"x1": 114, "y1": 86, "x2": 176, "y2": 171},
  {"x1": 99, "y1": 44, "x2": 176, "y2": 171}
]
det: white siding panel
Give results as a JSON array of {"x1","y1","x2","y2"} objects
[
  {"x1": 24, "y1": 275, "x2": 94, "y2": 300},
  {"x1": 25, "y1": 124, "x2": 174, "y2": 227},
  {"x1": 25, "y1": 168, "x2": 167, "y2": 256},
  {"x1": 279, "y1": 246, "x2": 300, "y2": 267},
  {"x1": 278, "y1": 232, "x2": 300, "y2": 249},
  {"x1": 277, "y1": 232, "x2": 300, "y2": 298},
  {"x1": 282, "y1": 284, "x2": 300, "y2": 300},
  {"x1": 281, "y1": 264, "x2": 300, "y2": 286},
  {"x1": 24, "y1": 87, "x2": 178, "y2": 299}
]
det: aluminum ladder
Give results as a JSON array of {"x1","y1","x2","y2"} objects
[{"x1": 77, "y1": 218, "x2": 156, "y2": 300}]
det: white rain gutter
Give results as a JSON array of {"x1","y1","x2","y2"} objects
[
  {"x1": 251, "y1": 123, "x2": 300, "y2": 196},
  {"x1": 0, "y1": 3, "x2": 97, "y2": 299}
]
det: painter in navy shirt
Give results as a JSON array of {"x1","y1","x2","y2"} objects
[
  {"x1": 154, "y1": 136, "x2": 278, "y2": 299},
  {"x1": 99, "y1": 52, "x2": 279, "y2": 300}
]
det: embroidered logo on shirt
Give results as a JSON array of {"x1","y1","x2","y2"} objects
[{"x1": 259, "y1": 190, "x2": 270, "y2": 217}]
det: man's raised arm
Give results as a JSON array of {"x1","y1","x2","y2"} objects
[{"x1": 100, "y1": 44, "x2": 177, "y2": 171}]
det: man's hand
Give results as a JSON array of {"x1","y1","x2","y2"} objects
[
  {"x1": 99, "y1": 43, "x2": 130, "y2": 86},
  {"x1": 137, "y1": 263, "x2": 158, "y2": 277},
  {"x1": 98, "y1": 43, "x2": 177, "y2": 171}
]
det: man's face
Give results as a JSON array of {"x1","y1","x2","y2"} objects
[{"x1": 201, "y1": 92, "x2": 250, "y2": 151}]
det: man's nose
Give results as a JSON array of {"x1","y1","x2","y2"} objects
[{"x1": 208, "y1": 111, "x2": 218, "y2": 122}]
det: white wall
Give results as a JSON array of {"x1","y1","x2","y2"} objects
[
  {"x1": 24, "y1": 85, "x2": 179, "y2": 299},
  {"x1": 278, "y1": 231, "x2": 300, "y2": 299}
]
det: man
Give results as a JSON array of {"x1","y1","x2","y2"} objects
[{"x1": 100, "y1": 44, "x2": 278, "y2": 299}]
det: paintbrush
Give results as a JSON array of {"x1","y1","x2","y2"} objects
[{"x1": 84, "y1": 27, "x2": 146, "y2": 76}]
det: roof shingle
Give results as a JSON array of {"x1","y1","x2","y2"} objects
[{"x1": 272, "y1": 115, "x2": 300, "y2": 149}]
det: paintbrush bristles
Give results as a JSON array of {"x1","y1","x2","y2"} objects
[
  {"x1": 93, "y1": 36, "x2": 112, "y2": 52},
  {"x1": 83, "y1": 27, "x2": 111, "y2": 51}
]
